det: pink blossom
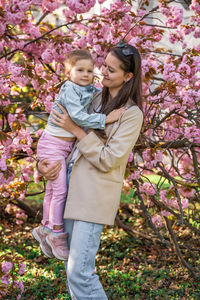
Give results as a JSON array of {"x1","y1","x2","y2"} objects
[
  {"x1": 2, "y1": 191, "x2": 9, "y2": 197},
  {"x1": 5, "y1": 11, "x2": 24, "y2": 25},
  {"x1": 0, "y1": 23, "x2": 6, "y2": 35},
  {"x1": 173, "y1": 198, "x2": 189, "y2": 210},
  {"x1": 65, "y1": 0, "x2": 96, "y2": 13},
  {"x1": 161, "y1": 210, "x2": 171, "y2": 217},
  {"x1": 181, "y1": 198, "x2": 189, "y2": 209},
  {"x1": 180, "y1": 187, "x2": 195, "y2": 198},
  {"x1": 18, "y1": 263, "x2": 25, "y2": 275},
  {"x1": 12, "y1": 0, "x2": 31, "y2": 12},
  {"x1": 21, "y1": 22, "x2": 41, "y2": 38},
  {"x1": 9, "y1": 64, "x2": 24, "y2": 76},
  {"x1": 41, "y1": 48, "x2": 54, "y2": 64},
  {"x1": 194, "y1": 27, "x2": 200, "y2": 38},
  {"x1": 0, "y1": 156, "x2": 7, "y2": 171},
  {"x1": 140, "y1": 182, "x2": 157, "y2": 195},
  {"x1": 1, "y1": 275, "x2": 11, "y2": 285},
  {"x1": 166, "y1": 6, "x2": 183, "y2": 28},
  {"x1": 127, "y1": 171, "x2": 141, "y2": 181},
  {"x1": 76, "y1": 37, "x2": 87, "y2": 48},
  {"x1": 42, "y1": 0, "x2": 61, "y2": 12},
  {"x1": 128, "y1": 152, "x2": 133, "y2": 163},
  {"x1": 143, "y1": 149, "x2": 163, "y2": 169},
  {"x1": 152, "y1": 215, "x2": 163, "y2": 227},
  {"x1": 16, "y1": 219, "x2": 24, "y2": 225},
  {"x1": 177, "y1": 63, "x2": 191, "y2": 75},
  {"x1": 190, "y1": 0, "x2": 200, "y2": 14},
  {"x1": 2, "y1": 261, "x2": 13, "y2": 273}
]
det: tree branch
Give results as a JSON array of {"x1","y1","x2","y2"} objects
[
  {"x1": 157, "y1": 163, "x2": 184, "y2": 223},
  {"x1": 36, "y1": 11, "x2": 50, "y2": 26},
  {"x1": 164, "y1": 216, "x2": 199, "y2": 278},
  {"x1": 190, "y1": 146, "x2": 200, "y2": 186}
]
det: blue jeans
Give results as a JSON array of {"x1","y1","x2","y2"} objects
[{"x1": 64, "y1": 162, "x2": 108, "y2": 300}]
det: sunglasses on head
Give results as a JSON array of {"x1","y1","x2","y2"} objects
[
  {"x1": 115, "y1": 41, "x2": 137, "y2": 56},
  {"x1": 115, "y1": 41, "x2": 138, "y2": 73}
]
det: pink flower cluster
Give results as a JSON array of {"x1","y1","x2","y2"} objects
[
  {"x1": 42, "y1": 0, "x2": 61, "y2": 12},
  {"x1": 152, "y1": 215, "x2": 162, "y2": 227},
  {"x1": 5, "y1": 204, "x2": 28, "y2": 225},
  {"x1": 65, "y1": 0, "x2": 96, "y2": 13},
  {"x1": 165, "y1": 6, "x2": 183, "y2": 28},
  {"x1": 140, "y1": 182, "x2": 157, "y2": 196},
  {"x1": 160, "y1": 188, "x2": 189, "y2": 211},
  {"x1": 143, "y1": 149, "x2": 163, "y2": 169},
  {"x1": 0, "y1": 259, "x2": 25, "y2": 299},
  {"x1": 190, "y1": 0, "x2": 200, "y2": 14}
]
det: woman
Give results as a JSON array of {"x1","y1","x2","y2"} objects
[{"x1": 38, "y1": 41, "x2": 143, "y2": 299}]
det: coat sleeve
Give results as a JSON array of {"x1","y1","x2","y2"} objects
[{"x1": 76, "y1": 106, "x2": 143, "y2": 172}]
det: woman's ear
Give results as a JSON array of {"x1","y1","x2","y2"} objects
[{"x1": 124, "y1": 72, "x2": 133, "y2": 83}]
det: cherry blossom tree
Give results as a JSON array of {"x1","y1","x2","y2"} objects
[{"x1": 0, "y1": 1, "x2": 200, "y2": 293}]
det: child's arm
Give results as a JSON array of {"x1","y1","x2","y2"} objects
[
  {"x1": 105, "y1": 108, "x2": 126, "y2": 124},
  {"x1": 59, "y1": 85, "x2": 124, "y2": 130}
]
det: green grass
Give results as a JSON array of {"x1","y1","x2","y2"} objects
[
  {"x1": 1, "y1": 221, "x2": 200, "y2": 299},
  {"x1": 2, "y1": 174, "x2": 198, "y2": 299}
]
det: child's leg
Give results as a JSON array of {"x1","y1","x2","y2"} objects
[
  {"x1": 48, "y1": 157, "x2": 67, "y2": 232},
  {"x1": 45, "y1": 157, "x2": 72, "y2": 260},
  {"x1": 37, "y1": 132, "x2": 73, "y2": 229},
  {"x1": 41, "y1": 180, "x2": 53, "y2": 229}
]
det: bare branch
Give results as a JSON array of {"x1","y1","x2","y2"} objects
[
  {"x1": 36, "y1": 11, "x2": 50, "y2": 26},
  {"x1": 157, "y1": 163, "x2": 184, "y2": 223},
  {"x1": 190, "y1": 146, "x2": 200, "y2": 186},
  {"x1": 115, "y1": 215, "x2": 152, "y2": 241},
  {"x1": 123, "y1": 0, "x2": 175, "y2": 40},
  {"x1": 164, "y1": 217, "x2": 199, "y2": 278}
]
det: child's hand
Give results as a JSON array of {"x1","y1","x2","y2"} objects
[{"x1": 105, "y1": 107, "x2": 126, "y2": 124}]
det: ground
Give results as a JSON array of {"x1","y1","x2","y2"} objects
[{"x1": 0, "y1": 215, "x2": 200, "y2": 300}]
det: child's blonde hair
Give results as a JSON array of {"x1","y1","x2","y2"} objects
[{"x1": 64, "y1": 49, "x2": 94, "y2": 74}]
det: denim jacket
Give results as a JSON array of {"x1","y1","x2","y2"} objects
[{"x1": 47, "y1": 81, "x2": 105, "y2": 134}]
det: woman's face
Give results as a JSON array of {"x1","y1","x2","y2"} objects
[{"x1": 101, "y1": 52, "x2": 128, "y2": 93}]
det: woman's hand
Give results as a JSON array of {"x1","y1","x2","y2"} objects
[
  {"x1": 51, "y1": 103, "x2": 87, "y2": 141},
  {"x1": 38, "y1": 159, "x2": 62, "y2": 180}
]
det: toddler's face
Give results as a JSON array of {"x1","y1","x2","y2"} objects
[{"x1": 69, "y1": 59, "x2": 94, "y2": 86}]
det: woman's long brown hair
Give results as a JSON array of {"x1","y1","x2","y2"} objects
[
  {"x1": 99, "y1": 45, "x2": 143, "y2": 115},
  {"x1": 95, "y1": 44, "x2": 142, "y2": 139}
]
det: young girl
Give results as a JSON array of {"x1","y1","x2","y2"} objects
[{"x1": 32, "y1": 50, "x2": 125, "y2": 261}]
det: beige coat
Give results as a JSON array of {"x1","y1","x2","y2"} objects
[{"x1": 64, "y1": 93, "x2": 143, "y2": 225}]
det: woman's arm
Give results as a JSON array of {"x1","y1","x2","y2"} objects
[
  {"x1": 76, "y1": 106, "x2": 143, "y2": 172},
  {"x1": 51, "y1": 104, "x2": 143, "y2": 173}
]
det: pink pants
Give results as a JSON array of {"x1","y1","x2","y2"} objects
[{"x1": 37, "y1": 131, "x2": 74, "y2": 229}]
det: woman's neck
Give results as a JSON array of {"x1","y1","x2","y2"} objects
[{"x1": 108, "y1": 87, "x2": 120, "y2": 100}]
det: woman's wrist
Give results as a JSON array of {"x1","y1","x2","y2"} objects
[{"x1": 73, "y1": 126, "x2": 87, "y2": 141}]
